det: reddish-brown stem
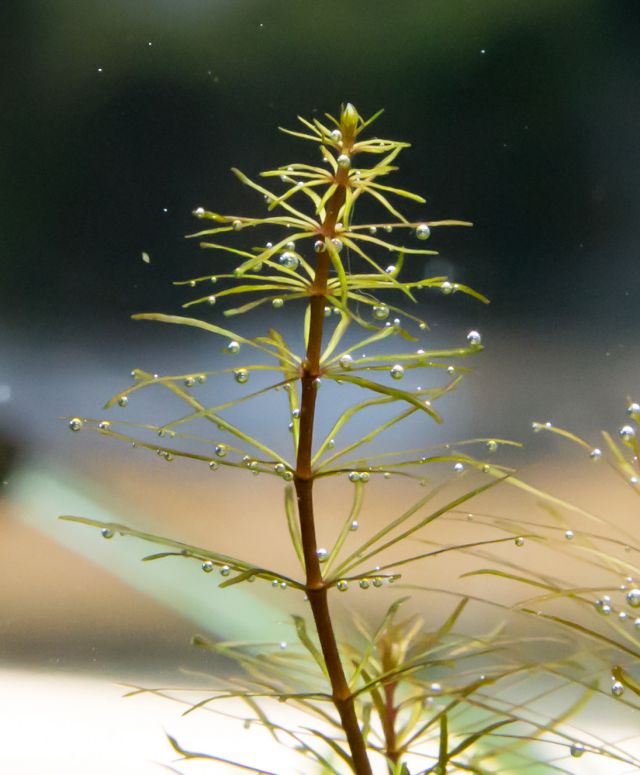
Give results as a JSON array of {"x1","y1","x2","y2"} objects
[{"x1": 293, "y1": 173, "x2": 374, "y2": 775}]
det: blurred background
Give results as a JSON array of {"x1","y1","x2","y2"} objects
[{"x1": 2, "y1": 1, "x2": 640, "y2": 772}]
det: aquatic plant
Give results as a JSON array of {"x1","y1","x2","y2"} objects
[{"x1": 60, "y1": 105, "x2": 639, "y2": 773}]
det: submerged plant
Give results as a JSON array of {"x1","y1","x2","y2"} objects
[{"x1": 60, "y1": 105, "x2": 635, "y2": 773}]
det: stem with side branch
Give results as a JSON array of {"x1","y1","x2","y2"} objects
[{"x1": 293, "y1": 172, "x2": 374, "y2": 775}]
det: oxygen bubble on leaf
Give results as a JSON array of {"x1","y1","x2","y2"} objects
[
  {"x1": 359, "y1": 579, "x2": 370, "y2": 589},
  {"x1": 194, "y1": 207, "x2": 205, "y2": 218},
  {"x1": 285, "y1": 241, "x2": 295, "y2": 250},
  {"x1": 272, "y1": 579, "x2": 279, "y2": 587},
  {"x1": 416, "y1": 223, "x2": 431, "y2": 240},
  {"x1": 208, "y1": 461, "x2": 218, "y2": 471},
  {"x1": 441, "y1": 281, "x2": 453, "y2": 295},
  {"x1": 390, "y1": 364, "x2": 404, "y2": 380},
  {"x1": 220, "y1": 565, "x2": 231, "y2": 576},
  {"x1": 189, "y1": 280, "x2": 196, "y2": 287},
  {"x1": 467, "y1": 330, "x2": 482, "y2": 347},
  {"x1": 619, "y1": 611, "x2": 628, "y2": 621},
  {"x1": 226, "y1": 340, "x2": 240, "y2": 354},
  {"x1": 486, "y1": 439, "x2": 498, "y2": 452},
  {"x1": 350, "y1": 520, "x2": 359, "y2": 531},
  {"x1": 368, "y1": 226, "x2": 377, "y2": 235},
  {"x1": 612, "y1": 681, "x2": 624, "y2": 697},
  {"x1": 279, "y1": 641, "x2": 288, "y2": 650},
  {"x1": 317, "y1": 548, "x2": 328, "y2": 561},
  {"x1": 100, "y1": 528, "x2": 114, "y2": 539},
  {"x1": 631, "y1": 476, "x2": 639, "y2": 486},
  {"x1": 214, "y1": 444, "x2": 227, "y2": 458},
  {"x1": 337, "y1": 580, "x2": 349, "y2": 591},
  {"x1": 184, "y1": 377, "x2": 195, "y2": 387},
  {"x1": 384, "y1": 225, "x2": 393, "y2": 233},
  {"x1": 292, "y1": 408, "x2": 301, "y2": 418},
  {"x1": 272, "y1": 298, "x2": 284, "y2": 308},
  {"x1": 564, "y1": 530, "x2": 574, "y2": 540},
  {"x1": 331, "y1": 238, "x2": 343, "y2": 253},
  {"x1": 620, "y1": 425, "x2": 636, "y2": 442},
  {"x1": 348, "y1": 471, "x2": 360, "y2": 482},
  {"x1": 279, "y1": 252, "x2": 299, "y2": 270},
  {"x1": 627, "y1": 402, "x2": 640, "y2": 417},
  {"x1": 98, "y1": 421, "x2": 111, "y2": 431},
  {"x1": 234, "y1": 369, "x2": 249, "y2": 384},
  {"x1": 453, "y1": 462, "x2": 464, "y2": 473},
  {"x1": 68, "y1": 418, "x2": 83, "y2": 432},
  {"x1": 372, "y1": 578, "x2": 383, "y2": 588},
  {"x1": 337, "y1": 154, "x2": 351, "y2": 170},
  {"x1": 282, "y1": 471, "x2": 293, "y2": 481},
  {"x1": 627, "y1": 588, "x2": 640, "y2": 607},
  {"x1": 202, "y1": 561, "x2": 214, "y2": 573},
  {"x1": 590, "y1": 447, "x2": 602, "y2": 460},
  {"x1": 339, "y1": 354, "x2": 353, "y2": 369},
  {"x1": 373, "y1": 305, "x2": 389, "y2": 320},
  {"x1": 446, "y1": 366, "x2": 455, "y2": 375},
  {"x1": 274, "y1": 463, "x2": 286, "y2": 474},
  {"x1": 312, "y1": 378, "x2": 321, "y2": 390},
  {"x1": 570, "y1": 743, "x2": 585, "y2": 758},
  {"x1": 331, "y1": 129, "x2": 342, "y2": 142},
  {"x1": 232, "y1": 219, "x2": 242, "y2": 231},
  {"x1": 514, "y1": 536, "x2": 525, "y2": 547},
  {"x1": 430, "y1": 682, "x2": 442, "y2": 694},
  {"x1": 118, "y1": 396, "x2": 129, "y2": 407},
  {"x1": 385, "y1": 265, "x2": 395, "y2": 274},
  {"x1": 314, "y1": 239, "x2": 326, "y2": 253},
  {"x1": 279, "y1": 582, "x2": 287, "y2": 590},
  {"x1": 328, "y1": 438, "x2": 335, "y2": 448}
]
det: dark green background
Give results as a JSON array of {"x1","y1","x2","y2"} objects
[{"x1": 3, "y1": 0, "x2": 639, "y2": 327}]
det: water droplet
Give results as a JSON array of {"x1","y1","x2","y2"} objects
[
  {"x1": 215, "y1": 444, "x2": 227, "y2": 458},
  {"x1": 337, "y1": 580, "x2": 349, "y2": 591},
  {"x1": 620, "y1": 425, "x2": 636, "y2": 443},
  {"x1": 612, "y1": 681, "x2": 624, "y2": 697},
  {"x1": 467, "y1": 330, "x2": 482, "y2": 347},
  {"x1": 564, "y1": 530, "x2": 574, "y2": 540},
  {"x1": 570, "y1": 743, "x2": 585, "y2": 758},
  {"x1": 390, "y1": 364, "x2": 404, "y2": 380},
  {"x1": 416, "y1": 223, "x2": 431, "y2": 240},
  {"x1": 373, "y1": 305, "x2": 389, "y2": 320},
  {"x1": 68, "y1": 418, "x2": 83, "y2": 432},
  {"x1": 453, "y1": 462, "x2": 465, "y2": 473},
  {"x1": 441, "y1": 281, "x2": 453, "y2": 295},
  {"x1": 627, "y1": 588, "x2": 640, "y2": 607},
  {"x1": 118, "y1": 396, "x2": 129, "y2": 407},
  {"x1": 202, "y1": 560, "x2": 214, "y2": 573},
  {"x1": 339, "y1": 354, "x2": 353, "y2": 369},
  {"x1": 331, "y1": 238, "x2": 343, "y2": 253},
  {"x1": 359, "y1": 579, "x2": 370, "y2": 589},
  {"x1": 220, "y1": 565, "x2": 231, "y2": 576},
  {"x1": 589, "y1": 447, "x2": 602, "y2": 460},
  {"x1": 514, "y1": 536, "x2": 525, "y2": 547},
  {"x1": 279, "y1": 251, "x2": 299, "y2": 270},
  {"x1": 337, "y1": 154, "x2": 351, "y2": 170},
  {"x1": 100, "y1": 528, "x2": 114, "y2": 539},
  {"x1": 232, "y1": 219, "x2": 242, "y2": 231},
  {"x1": 234, "y1": 369, "x2": 249, "y2": 384},
  {"x1": 350, "y1": 520, "x2": 359, "y2": 531},
  {"x1": 272, "y1": 298, "x2": 284, "y2": 308}
]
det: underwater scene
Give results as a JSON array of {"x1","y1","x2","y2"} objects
[{"x1": 2, "y1": 2, "x2": 640, "y2": 773}]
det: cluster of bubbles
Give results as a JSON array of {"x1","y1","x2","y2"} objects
[
  {"x1": 594, "y1": 583, "x2": 640, "y2": 651},
  {"x1": 348, "y1": 471, "x2": 370, "y2": 483}
]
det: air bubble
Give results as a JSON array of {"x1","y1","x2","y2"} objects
[
  {"x1": 317, "y1": 548, "x2": 328, "y2": 561},
  {"x1": 564, "y1": 530, "x2": 574, "y2": 540},
  {"x1": 372, "y1": 578, "x2": 383, "y2": 587},
  {"x1": 441, "y1": 281, "x2": 453, "y2": 295},
  {"x1": 272, "y1": 298, "x2": 284, "y2": 308},
  {"x1": 68, "y1": 418, "x2": 83, "y2": 432},
  {"x1": 184, "y1": 377, "x2": 195, "y2": 387},
  {"x1": 331, "y1": 129, "x2": 342, "y2": 143},
  {"x1": 331, "y1": 238, "x2": 343, "y2": 253},
  {"x1": 416, "y1": 223, "x2": 431, "y2": 240},
  {"x1": 348, "y1": 471, "x2": 360, "y2": 483},
  {"x1": 279, "y1": 252, "x2": 299, "y2": 270},
  {"x1": 467, "y1": 330, "x2": 482, "y2": 347},
  {"x1": 350, "y1": 520, "x2": 359, "y2": 531},
  {"x1": 620, "y1": 425, "x2": 636, "y2": 443},
  {"x1": 453, "y1": 462, "x2": 465, "y2": 473},
  {"x1": 226, "y1": 340, "x2": 240, "y2": 354},
  {"x1": 202, "y1": 561, "x2": 214, "y2": 573},
  {"x1": 234, "y1": 369, "x2": 249, "y2": 384},
  {"x1": 627, "y1": 588, "x2": 640, "y2": 607},
  {"x1": 194, "y1": 207, "x2": 205, "y2": 218},
  {"x1": 215, "y1": 444, "x2": 227, "y2": 458},
  {"x1": 612, "y1": 681, "x2": 624, "y2": 697},
  {"x1": 514, "y1": 536, "x2": 525, "y2": 547},
  {"x1": 390, "y1": 364, "x2": 404, "y2": 380},
  {"x1": 100, "y1": 528, "x2": 114, "y2": 539},
  {"x1": 232, "y1": 219, "x2": 242, "y2": 230},
  {"x1": 337, "y1": 154, "x2": 351, "y2": 170},
  {"x1": 220, "y1": 565, "x2": 231, "y2": 576},
  {"x1": 118, "y1": 396, "x2": 129, "y2": 407},
  {"x1": 359, "y1": 579, "x2": 370, "y2": 589},
  {"x1": 339, "y1": 354, "x2": 353, "y2": 369},
  {"x1": 314, "y1": 240, "x2": 326, "y2": 253},
  {"x1": 570, "y1": 743, "x2": 585, "y2": 758},
  {"x1": 98, "y1": 421, "x2": 111, "y2": 431},
  {"x1": 589, "y1": 448, "x2": 602, "y2": 460},
  {"x1": 373, "y1": 305, "x2": 389, "y2": 320},
  {"x1": 486, "y1": 440, "x2": 498, "y2": 452},
  {"x1": 336, "y1": 580, "x2": 349, "y2": 591}
]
